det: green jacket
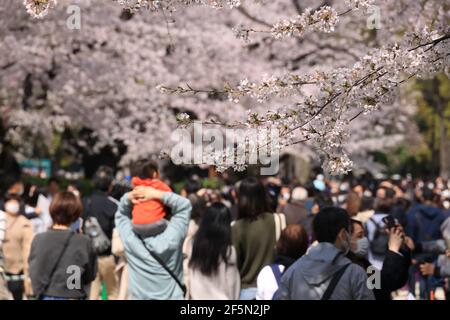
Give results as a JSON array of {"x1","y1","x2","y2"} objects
[
  {"x1": 232, "y1": 213, "x2": 277, "y2": 288},
  {"x1": 115, "y1": 192, "x2": 191, "y2": 300}
]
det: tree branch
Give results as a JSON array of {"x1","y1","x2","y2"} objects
[
  {"x1": 408, "y1": 33, "x2": 450, "y2": 52},
  {"x1": 1, "y1": 62, "x2": 16, "y2": 70}
]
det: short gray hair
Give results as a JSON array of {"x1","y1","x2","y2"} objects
[{"x1": 291, "y1": 187, "x2": 308, "y2": 201}]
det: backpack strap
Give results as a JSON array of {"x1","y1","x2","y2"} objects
[
  {"x1": 321, "y1": 264, "x2": 351, "y2": 300},
  {"x1": 368, "y1": 217, "x2": 385, "y2": 237},
  {"x1": 138, "y1": 236, "x2": 186, "y2": 296},
  {"x1": 270, "y1": 264, "x2": 283, "y2": 286},
  {"x1": 369, "y1": 217, "x2": 383, "y2": 229}
]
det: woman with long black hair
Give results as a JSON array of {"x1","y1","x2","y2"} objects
[
  {"x1": 232, "y1": 177, "x2": 285, "y2": 300},
  {"x1": 188, "y1": 202, "x2": 240, "y2": 300}
]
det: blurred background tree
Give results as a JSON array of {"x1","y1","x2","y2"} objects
[
  {"x1": 373, "y1": 74, "x2": 450, "y2": 178},
  {"x1": 415, "y1": 74, "x2": 450, "y2": 179}
]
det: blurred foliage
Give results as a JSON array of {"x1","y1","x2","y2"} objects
[
  {"x1": 415, "y1": 73, "x2": 450, "y2": 148},
  {"x1": 172, "y1": 177, "x2": 225, "y2": 194},
  {"x1": 372, "y1": 144, "x2": 432, "y2": 177},
  {"x1": 23, "y1": 174, "x2": 223, "y2": 197},
  {"x1": 202, "y1": 177, "x2": 225, "y2": 189},
  {"x1": 22, "y1": 175, "x2": 94, "y2": 196},
  {"x1": 375, "y1": 73, "x2": 450, "y2": 177}
]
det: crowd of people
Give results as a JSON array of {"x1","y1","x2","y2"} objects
[{"x1": 0, "y1": 162, "x2": 449, "y2": 300}]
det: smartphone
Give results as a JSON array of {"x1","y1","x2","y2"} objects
[{"x1": 382, "y1": 215, "x2": 398, "y2": 230}]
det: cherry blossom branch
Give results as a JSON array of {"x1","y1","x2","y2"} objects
[
  {"x1": 408, "y1": 34, "x2": 450, "y2": 52},
  {"x1": 169, "y1": 32, "x2": 449, "y2": 174},
  {"x1": 233, "y1": 6, "x2": 352, "y2": 42}
]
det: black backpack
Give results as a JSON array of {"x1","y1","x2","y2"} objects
[{"x1": 369, "y1": 217, "x2": 388, "y2": 257}]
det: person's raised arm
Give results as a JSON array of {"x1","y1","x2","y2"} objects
[
  {"x1": 160, "y1": 192, "x2": 191, "y2": 239},
  {"x1": 131, "y1": 186, "x2": 191, "y2": 253},
  {"x1": 115, "y1": 191, "x2": 165, "y2": 261},
  {"x1": 144, "y1": 191, "x2": 192, "y2": 253}
]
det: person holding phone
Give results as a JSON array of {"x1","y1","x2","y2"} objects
[
  {"x1": 366, "y1": 194, "x2": 396, "y2": 270},
  {"x1": 347, "y1": 218, "x2": 412, "y2": 300}
]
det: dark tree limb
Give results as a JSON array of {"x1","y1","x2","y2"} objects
[{"x1": 1, "y1": 62, "x2": 16, "y2": 70}]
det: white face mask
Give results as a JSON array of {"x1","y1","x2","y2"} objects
[
  {"x1": 443, "y1": 200, "x2": 450, "y2": 210},
  {"x1": 352, "y1": 237, "x2": 370, "y2": 258},
  {"x1": 5, "y1": 201, "x2": 20, "y2": 215}
]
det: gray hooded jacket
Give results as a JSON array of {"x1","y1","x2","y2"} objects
[
  {"x1": 436, "y1": 216, "x2": 450, "y2": 277},
  {"x1": 274, "y1": 242, "x2": 375, "y2": 300}
]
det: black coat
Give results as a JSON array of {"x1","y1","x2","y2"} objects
[
  {"x1": 348, "y1": 248, "x2": 411, "y2": 300},
  {"x1": 82, "y1": 191, "x2": 117, "y2": 256}
]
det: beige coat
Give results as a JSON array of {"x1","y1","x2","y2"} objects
[{"x1": 3, "y1": 213, "x2": 33, "y2": 275}]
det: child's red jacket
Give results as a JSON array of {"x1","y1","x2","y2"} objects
[{"x1": 131, "y1": 177, "x2": 172, "y2": 224}]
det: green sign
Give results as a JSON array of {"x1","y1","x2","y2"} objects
[{"x1": 19, "y1": 159, "x2": 52, "y2": 178}]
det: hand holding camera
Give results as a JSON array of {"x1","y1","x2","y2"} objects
[
  {"x1": 383, "y1": 216, "x2": 405, "y2": 253},
  {"x1": 419, "y1": 263, "x2": 435, "y2": 276}
]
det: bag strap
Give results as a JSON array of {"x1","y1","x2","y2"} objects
[
  {"x1": 274, "y1": 213, "x2": 281, "y2": 241},
  {"x1": 107, "y1": 196, "x2": 120, "y2": 206},
  {"x1": 40, "y1": 231, "x2": 74, "y2": 297},
  {"x1": 138, "y1": 236, "x2": 186, "y2": 296},
  {"x1": 274, "y1": 213, "x2": 286, "y2": 241},
  {"x1": 280, "y1": 213, "x2": 286, "y2": 230},
  {"x1": 321, "y1": 264, "x2": 350, "y2": 300},
  {"x1": 270, "y1": 264, "x2": 283, "y2": 286}
]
